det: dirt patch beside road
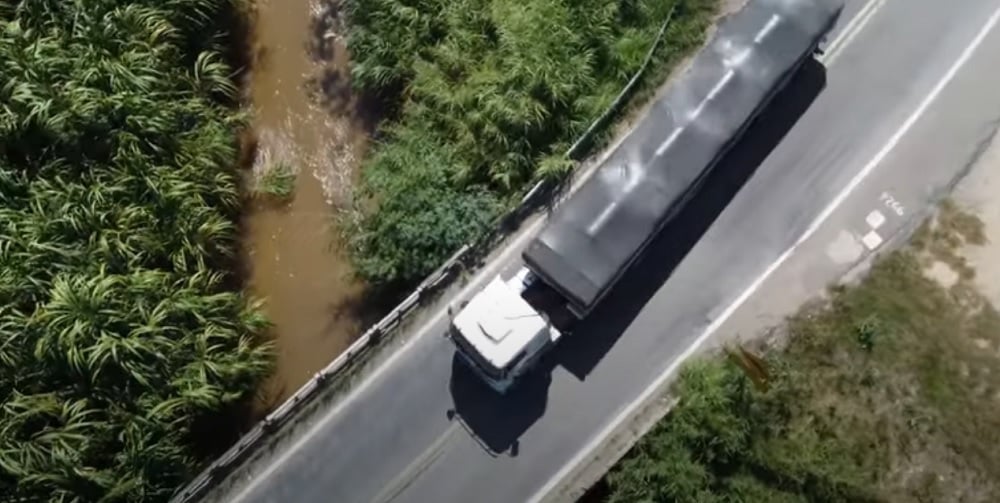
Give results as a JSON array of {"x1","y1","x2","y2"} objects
[{"x1": 949, "y1": 140, "x2": 1000, "y2": 305}]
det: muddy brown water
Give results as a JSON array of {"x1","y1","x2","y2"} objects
[{"x1": 241, "y1": 0, "x2": 371, "y2": 412}]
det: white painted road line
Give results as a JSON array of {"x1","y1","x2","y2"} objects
[
  {"x1": 689, "y1": 69, "x2": 735, "y2": 118},
  {"x1": 370, "y1": 422, "x2": 459, "y2": 503},
  {"x1": 820, "y1": 0, "x2": 885, "y2": 65},
  {"x1": 530, "y1": 4, "x2": 1000, "y2": 502},
  {"x1": 755, "y1": 14, "x2": 782, "y2": 44},
  {"x1": 588, "y1": 201, "x2": 620, "y2": 235},
  {"x1": 655, "y1": 126, "x2": 684, "y2": 157}
]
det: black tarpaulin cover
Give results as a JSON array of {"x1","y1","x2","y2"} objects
[{"x1": 522, "y1": 0, "x2": 844, "y2": 312}]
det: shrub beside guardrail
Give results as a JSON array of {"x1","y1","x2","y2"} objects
[{"x1": 169, "y1": 4, "x2": 680, "y2": 502}]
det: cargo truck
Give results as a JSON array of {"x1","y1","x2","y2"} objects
[{"x1": 447, "y1": 0, "x2": 844, "y2": 393}]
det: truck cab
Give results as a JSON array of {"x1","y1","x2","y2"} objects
[{"x1": 447, "y1": 268, "x2": 562, "y2": 393}]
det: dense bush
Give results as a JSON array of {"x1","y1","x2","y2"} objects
[
  {"x1": 605, "y1": 360, "x2": 877, "y2": 503},
  {"x1": 344, "y1": 0, "x2": 716, "y2": 289},
  {"x1": 0, "y1": 0, "x2": 271, "y2": 500}
]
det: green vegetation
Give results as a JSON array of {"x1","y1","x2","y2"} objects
[
  {"x1": 344, "y1": 0, "x2": 717, "y2": 290},
  {"x1": 604, "y1": 358, "x2": 877, "y2": 503},
  {"x1": 253, "y1": 160, "x2": 297, "y2": 201},
  {"x1": 601, "y1": 207, "x2": 1000, "y2": 502},
  {"x1": 0, "y1": 0, "x2": 272, "y2": 501}
]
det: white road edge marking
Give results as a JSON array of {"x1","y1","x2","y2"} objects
[
  {"x1": 529, "y1": 4, "x2": 1000, "y2": 503},
  {"x1": 228, "y1": 1, "x2": 898, "y2": 500}
]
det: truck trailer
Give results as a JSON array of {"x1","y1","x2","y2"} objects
[{"x1": 447, "y1": 0, "x2": 845, "y2": 393}]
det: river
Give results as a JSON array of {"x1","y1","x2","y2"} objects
[{"x1": 240, "y1": 0, "x2": 371, "y2": 411}]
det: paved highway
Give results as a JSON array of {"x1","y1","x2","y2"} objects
[{"x1": 204, "y1": 0, "x2": 1000, "y2": 501}]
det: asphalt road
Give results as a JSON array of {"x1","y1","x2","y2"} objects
[{"x1": 205, "y1": 0, "x2": 1000, "y2": 502}]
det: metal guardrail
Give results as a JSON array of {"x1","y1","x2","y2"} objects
[{"x1": 169, "y1": 4, "x2": 681, "y2": 502}]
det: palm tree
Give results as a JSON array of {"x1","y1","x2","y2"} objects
[{"x1": 1, "y1": 0, "x2": 273, "y2": 500}]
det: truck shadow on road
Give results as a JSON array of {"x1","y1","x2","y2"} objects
[
  {"x1": 447, "y1": 354, "x2": 551, "y2": 457},
  {"x1": 447, "y1": 58, "x2": 828, "y2": 457}
]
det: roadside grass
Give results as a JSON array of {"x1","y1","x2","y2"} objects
[{"x1": 598, "y1": 203, "x2": 1000, "y2": 503}]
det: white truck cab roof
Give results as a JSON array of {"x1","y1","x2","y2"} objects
[{"x1": 451, "y1": 274, "x2": 553, "y2": 371}]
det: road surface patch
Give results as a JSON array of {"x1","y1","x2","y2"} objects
[
  {"x1": 827, "y1": 229, "x2": 865, "y2": 264},
  {"x1": 861, "y1": 229, "x2": 884, "y2": 250},
  {"x1": 866, "y1": 209, "x2": 886, "y2": 229}
]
